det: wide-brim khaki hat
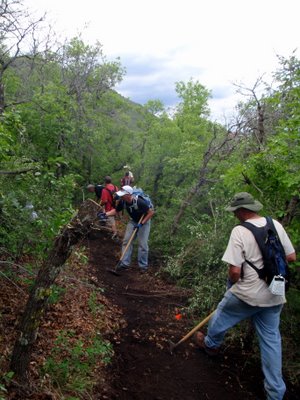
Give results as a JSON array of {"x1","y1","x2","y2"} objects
[{"x1": 225, "y1": 192, "x2": 263, "y2": 212}]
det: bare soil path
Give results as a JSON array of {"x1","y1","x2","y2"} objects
[{"x1": 88, "y1": 235, "x2": 266, "y2": 400}]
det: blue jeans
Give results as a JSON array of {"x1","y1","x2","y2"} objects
[
  {"x1": 205, "y1": 291, "x2": 285, "y2": 400},
  {"x1": 121, "y1": 220, "x2": 151, "y2": 269}
]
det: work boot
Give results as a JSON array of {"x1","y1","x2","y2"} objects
[
  {"x1": 194, "y1": 331, "x2": 219, "y2": 356},
  {"x1": 111, "y1": 233, "x2": 121, "y2": 244},
  {"x1": 116, "y1": 263, "x2": 130, "y2": 271}
]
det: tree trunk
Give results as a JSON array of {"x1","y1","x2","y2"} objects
[
  {"x1": 171, "y1": 184, "x2": 200, "y2": 235},
  {"x1": 152, "y1": 162, "x2": 164, "y2": 204},
  {"x1": 281, "y1": 195, "x2": 300, "y2": 226},
  {"x1": 0, "y1": 82, "x2": 4, "y2": 114},
  {"x1": 171, "y1": 130, "x2": 236, "y2": 234},
  {"x1": 257, "y1": 102, "x2": 265, "y2": 147},
  {"x1": 10, "y1": 199, "x2": 101, "y2": 381}
]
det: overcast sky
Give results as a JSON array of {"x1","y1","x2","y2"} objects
[{"x1": 26, "y1": 0, "x2": 299, "y2": 121}]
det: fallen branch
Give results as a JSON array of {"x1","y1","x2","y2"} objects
[
  {"x1": 121, "y1": 291, "x2": 189, "y2": 298},
  {"x1": 0, "y1": 167, "x2": 38, "y2": 175}
]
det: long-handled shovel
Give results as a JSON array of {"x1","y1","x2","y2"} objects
[
  {"x1": 106, "y1": 215, "x2": 144, "y2": 276},
  {"x1": 169, "y1": 310, "x2": 215, "y2": 354}
]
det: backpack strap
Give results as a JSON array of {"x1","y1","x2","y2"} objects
[
  {"x1": 103, "y1": 186, "x2": 117, "y2": 206},
  {"x1": 128, "y1": 195, "x2": 139, "y2": 211},
  {"x1": 103, "y1": 187, "x2": 112, "y2": 199},
  {"x1": 265, "y1": 216, "x2": 277, "y2": 233},
  {"x1": 241, "y1": 252, "x2": 265, "y2": 279},
  {"x1": 239, "y1": 218, "x2": 272, "y2": 280}
]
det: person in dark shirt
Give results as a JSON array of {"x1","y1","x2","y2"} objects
[
  {"x1": 105, "y1": 185, "x2": 154, "y2": 272},
  {"x1": 87, "y1": 184, "x2": 103, "y2": 203},
  {"x1": 100, "y1": 176, "x2": 118, "y2": 236}
]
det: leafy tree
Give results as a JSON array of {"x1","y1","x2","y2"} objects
[{"x1": 0, "y1": 0, "x2": 49, "y2": 113}]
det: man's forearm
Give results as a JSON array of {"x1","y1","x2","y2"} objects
[
  {"x1": 228, "y1": 265, "x2": 241, "y2": 283},
  {"x1": 106, "y1": 209, "x2": 117, "y2": 217},
  {"x1": 141, "y1": 210, "x2": 155, "y2": 225}
]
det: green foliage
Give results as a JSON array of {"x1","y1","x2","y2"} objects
[
  {"x1": 42, "y1": 330, "x2": 113, "y2": 393},
  {"x1": 175, "y1": 79, "x2": 211, "y2": 121},
  {"x1": 187, "y1": 267, "x2": 227, "y2": 313},
  {"x1": 88, "y1": 291, "x2": 104, "y2": 318},
  {"x1": 0, "y1": 371, "x2": 14, "y2": 400},
  {"x1": 280, "y1": 288, "x2": 300, "y2": 384},
  {"x1": 48, "y1": 285, "x2": 66, "y2": 305},
  {"x1": 163, "y1": 202, "x2": 232, "y2": 288},
  {"x1": 0, "y1": 110, "x2": 26, "y2": 161},
  {"x1": 72, "y1": 248, "x2": 89, "y2": 265},
  {"x1": 0, "y1": 170, "x2": 76, "y2": 259}
]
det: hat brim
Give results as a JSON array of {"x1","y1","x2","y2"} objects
[
  {"x1": 116, "y1": 190, "x2": 130, "y2": 197},
  {"x1": 226, "y1": 201, "x2": 263, "y2": 212}
]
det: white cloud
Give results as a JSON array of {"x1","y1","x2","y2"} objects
[{"x1": 25, "y1": 0, "x2": 300, "y2": 120}]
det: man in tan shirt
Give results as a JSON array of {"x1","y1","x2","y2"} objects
[{"x1": 195, "y1": 192, "x2": 296, "y2": 400}]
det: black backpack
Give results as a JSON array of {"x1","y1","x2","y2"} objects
[
  {"x1": 94, "y1": 184, "x2": 104, "y2": 200},
  {"x1": 240, "y1": 216, "x2": 290, "y2": 290}
]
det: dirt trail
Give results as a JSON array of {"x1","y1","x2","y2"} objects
[{"x1": 87, "y1": 235, "x2": 265, "y2": 400}]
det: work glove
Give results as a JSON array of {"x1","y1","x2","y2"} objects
[
  {"x1": 133, "y1": 222, "x2": 143, "y2": 230},
  {"x1": 97, "y1": 212, "x2": 108, "y2": 221}
]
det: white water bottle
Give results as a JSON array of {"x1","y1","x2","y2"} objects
[{"x1": 269, "y1": 275, "x2": 285, "y2": 296}]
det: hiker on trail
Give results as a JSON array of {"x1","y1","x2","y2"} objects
[
  {"x1": 194, "y1": 192, "x2": 296, "y2": 400},
  {"x1": 121, "y1": 165, "x2": 134, "y2": 186},
  {"x1": 99, "y1": 176, "x2": 118, "y2": 237},
  {"x1": 121, "y1": 171, "x2": 134, "y2": 187},
  {"x1": 105, "y1": 185, "x2": 154, "y2": 273},
  {"x1": 100, "y1": 176, "x2": 118, "y2": 211},
  {"x1": 87, "y1": 183, "x2": 103, "y2": 203}
]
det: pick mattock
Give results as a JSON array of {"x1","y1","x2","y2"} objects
[
  {"x1": 106, "y1": 215, "x2": 144, "y2": 276},
  {"x1": 169, "y1": 310, "x2": 215, "y2": 354}
]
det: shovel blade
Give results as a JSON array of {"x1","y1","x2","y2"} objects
[
  {"x1": 106, "y1": 268, "x2": 121, "y2": 276},
  {"x1": 168, "y1": 340, "x2": 177, "y2": 355},
  {"x1": 106, "y1": 260, "x2": 123, "y2": 276}
]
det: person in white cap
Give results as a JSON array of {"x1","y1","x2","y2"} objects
[{"x1": 105, "y1": 185, "x2": 154, "y2": 272}]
